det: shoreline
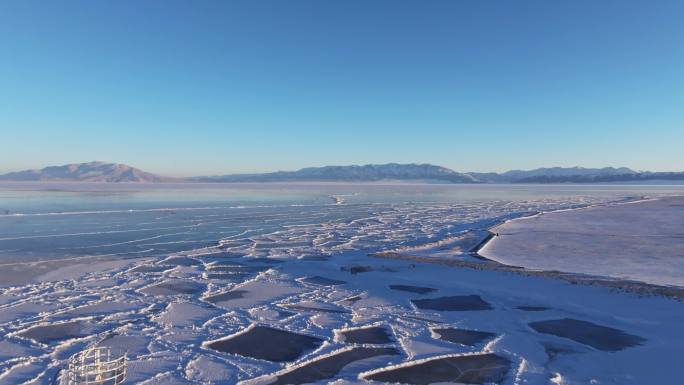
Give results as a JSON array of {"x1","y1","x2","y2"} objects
[
  {"x1": 374, "y1": 195, "x2": 684, "y2": 300},
  {"x1": 474, "y1": 194, "x2": 656, "y2": 261},
  {"x1": 373, "y1": 250, "x2": 684, "y2": 300}
]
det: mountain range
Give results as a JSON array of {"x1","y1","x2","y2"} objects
[
  {"x1": 1, "y1": 162, "x2": 683, "y2": 184},
  {"x1": 0, "y1": 162, "x2": 172, "y2": 183},
  {"x1": 190, "y1": 163, "x2": 479, "y2": 183}
]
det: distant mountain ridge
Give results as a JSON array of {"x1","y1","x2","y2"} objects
[
  {"x1": 192, "y1": 163, "x2": 478, "y2": 183},
  {"x1": 1, "y1": 162, "x2": 683, "y2": 184},
  {"x1": 511, "y1": 171, "x2": 684, "y2": 184},
  {"x1": 0, "y1": 162, "x2": 169, "y2": 183},
  {"x1": 469, "y1": 166, "x2": 638, "y2": 183}
]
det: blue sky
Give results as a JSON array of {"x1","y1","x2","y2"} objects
[{"x1": 1, "y1": 0, "x2": 682, "y2": 176}]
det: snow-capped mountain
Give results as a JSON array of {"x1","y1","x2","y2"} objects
[
  {"x1": 193, "y1": 163, "x2": 479, "y2": 183},
  {"x1": 0, "y1": 162, "x2": 168, "y2": 182},
  {"x1": 468, "y1": 167, "x2": 638, "y2": 183}
]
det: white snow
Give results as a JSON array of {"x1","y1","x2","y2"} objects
[
  {"x1": 153, "y1": 302, "x2": 222, "y2": 329},
  {"x1": 482, "y1": 196, "x2": 684, "y2": 286},
  {"x1": 185, "y1": 355, "x2": 235, "y2": 383},
  {"x1": 0, "y1": 192, "x2": 682, "y2": 385}
]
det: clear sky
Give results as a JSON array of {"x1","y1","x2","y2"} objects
[{"x1": 1, "y1": 0, "x2": 682, "y2": 176}]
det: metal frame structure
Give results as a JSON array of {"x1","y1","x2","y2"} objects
[{"x1": 64, "y1": 346, "x2": 127, "y2": 385}]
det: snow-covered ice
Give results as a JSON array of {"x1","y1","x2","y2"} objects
[
  {"x1": 481, "y1": 196, "x2": 684, "y2": 286},
  {"x1": 0, "y1": 184, "x2": 682, "y2": 384}
]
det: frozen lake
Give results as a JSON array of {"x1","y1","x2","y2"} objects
[
  {"x1": 1, "y1": 182, "x2": 683, "y2": 385},
  {"x1": 481, "y1": 196, "x2": 684, "y2": 287},
  {"x1": 1, "y1": 182, "x2": 683, "y2": 265}
]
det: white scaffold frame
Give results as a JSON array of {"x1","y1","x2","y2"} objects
[{"x1": 64, "y1": 346, "x2": 127, "y2": 385}]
